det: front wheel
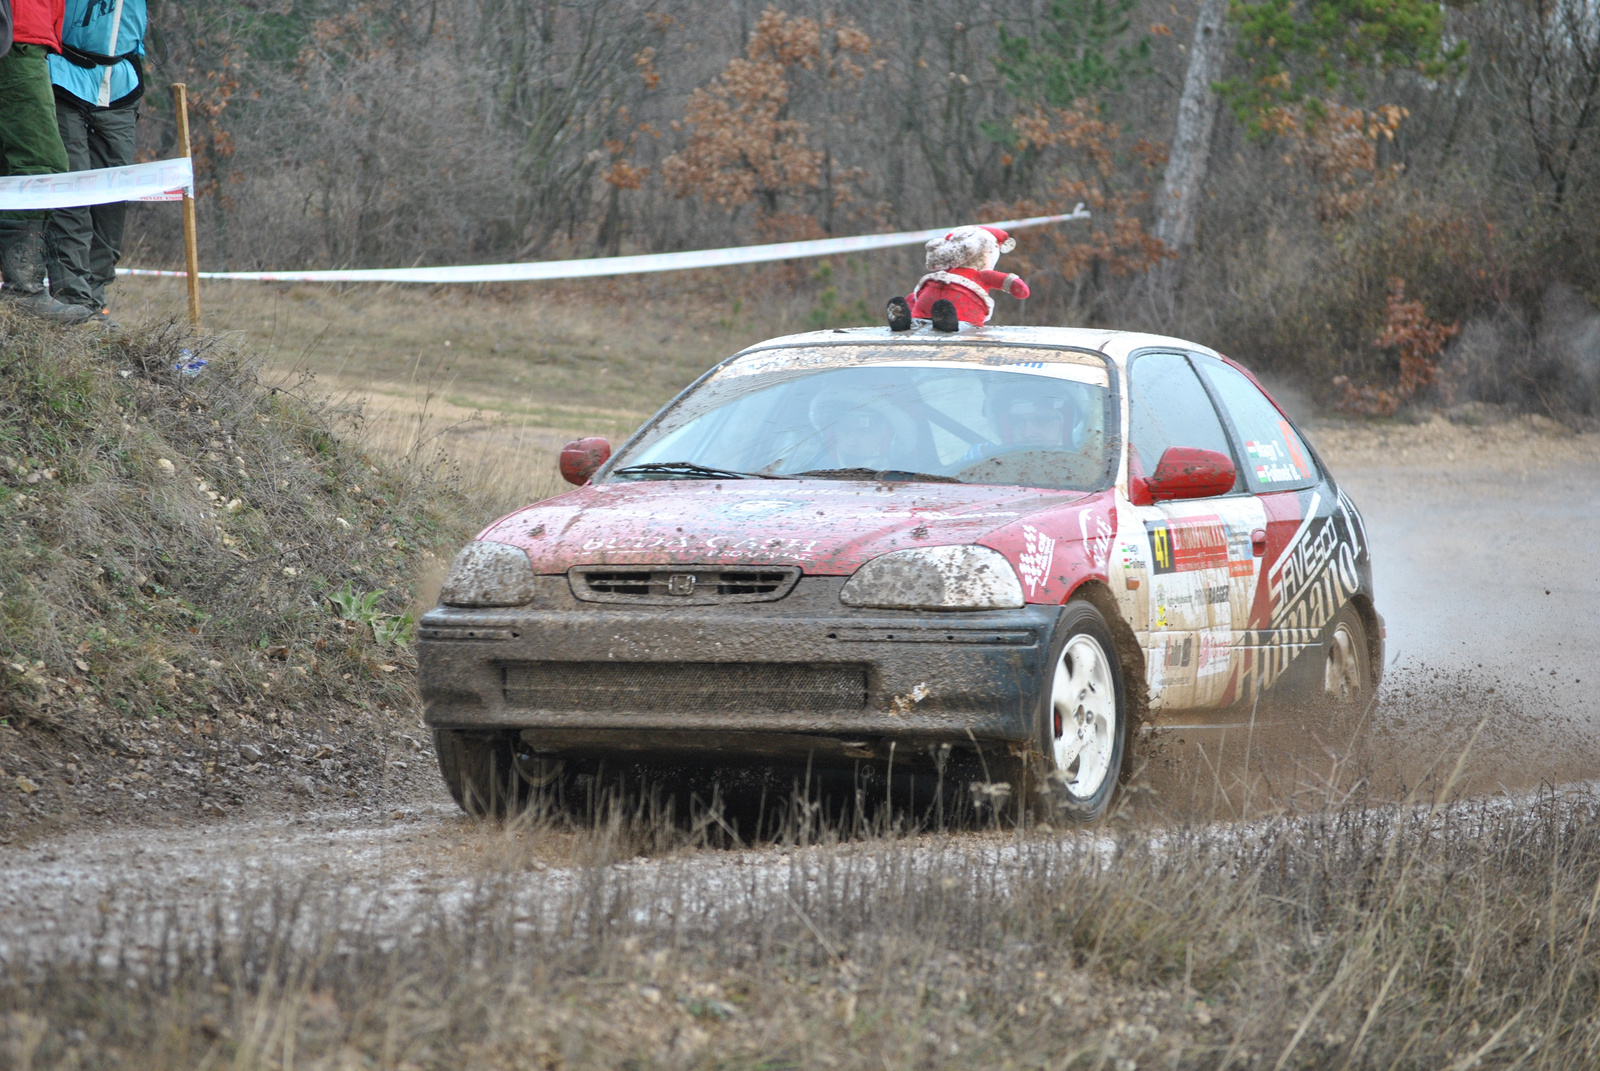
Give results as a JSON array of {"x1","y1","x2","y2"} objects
[
  {"x1": 433, "y1": 729, "x2": 530, "y2": 817},
  {"x1": 1034, "y1": 601, "x2": 1128, "y2": 824}
]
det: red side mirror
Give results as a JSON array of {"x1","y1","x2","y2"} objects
[
  {"x1": 559, "y1": 437, "x2": 611, "y2": 485},
  {"x1": 1145, "y1": 447, "x2": 1236, "y2": 501}
]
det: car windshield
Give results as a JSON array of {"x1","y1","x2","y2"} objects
[{"x1": 606, "y1": 344, "x2": 1118, "y2": 492}]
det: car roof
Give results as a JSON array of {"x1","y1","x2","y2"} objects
[{"x1": 733, "y1": 324, "x2": 1222, "y2": 371}]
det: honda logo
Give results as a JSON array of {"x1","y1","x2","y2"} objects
[{"x1": 666, "y1": 573, "x2": 697, "y2": 596}]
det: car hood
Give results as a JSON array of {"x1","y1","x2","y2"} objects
[{"x1": 477, "y1": 478, "x2": 1094, "y2": 575}]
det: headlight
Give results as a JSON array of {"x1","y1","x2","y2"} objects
[
  {"x1": 439, "y1": 541, "x2": 539, "y2": 607},
  {"x1": 840, "y1": 545, "x2": 1024, "y2": 611}
]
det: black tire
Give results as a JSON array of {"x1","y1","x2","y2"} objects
[
  {"x1": 1323, "y1": 604, "x2": 1374, "y2": 709},
  {"x1": 433, "y1": 729, "x2": 530, "y2": 817},
  {"x1": 1032, "y1": 601, "x2": 1129, "y2": 824}
]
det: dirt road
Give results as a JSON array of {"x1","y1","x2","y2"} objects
[{"x1": 4, "y1": 417, "x2": 1597, "y2": 954}]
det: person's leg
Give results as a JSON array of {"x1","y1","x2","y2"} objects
[
  {"x1": 45, "y1": 106, "x2": 99, "y2": 309},
  {"x1": 0, "y1": 45, "x2": 90, "y2": 324},
  {"x1": 83, "y1": 106, "x2": 139, "y2": 311}
]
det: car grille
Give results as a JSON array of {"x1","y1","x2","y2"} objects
[
  {"x1": 502, "y1": 661, "x2": 868, "y2": 713},
  {"x1": 568, "y1": 565, "x2": 801, "y2": 605}
]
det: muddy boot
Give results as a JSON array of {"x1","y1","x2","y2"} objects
[
  {"x1": 886, "y1": 295, "x2": 912, "y2": 332},
  {"x1": 0, "y1": 219, "x2": 93, "y2": 326},
  {"x1": 87, "y1": 306, "x2": 121, "y2": 331},
  {"x1": 930, "y1": 298, "x2": 960, "y2": 333}
]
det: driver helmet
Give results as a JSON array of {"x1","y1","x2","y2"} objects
[
  {"x1": 984, "y1": 379, "x2": 1076, "y2": 447},
  {"x1": 808, "y1": 388, "x2": 899, "y2": 466}
]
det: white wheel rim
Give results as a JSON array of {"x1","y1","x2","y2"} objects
[
  {"x1": 1324, "y1": 621, "x2": 1363, "y2": 699},
  {"x1": 1049, "y1": 633, "x2": 1117, "y2": 798}
]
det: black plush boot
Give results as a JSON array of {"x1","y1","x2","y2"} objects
[
  {"x1": 930, "y1": 298, "x2": 960, "y2": 333},
  {"x1": 886, "y1": 295, "x2": 912, "y2": 331}
]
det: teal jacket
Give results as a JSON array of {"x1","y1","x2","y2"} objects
[{"x1": 49, "y1": 0, "x2": 146, "y2": 110}]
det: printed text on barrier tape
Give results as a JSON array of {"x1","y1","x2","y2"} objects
[
  {"x1": 117, "y1": 206, "x2": 1092, "y2": 284},
  {"x1": 0, "y1": 158, "x2": 194, "y2": 212}
]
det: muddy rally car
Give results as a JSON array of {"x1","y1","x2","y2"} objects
[{"x1": 419, "y1": 326, "x2": 1381, "y2": 821}]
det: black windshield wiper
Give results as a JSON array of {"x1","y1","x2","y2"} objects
[
  {"x1": 794, "y1": 467, "x2": 963, "y2": 484},
  {"x1": 611, "y1": 461, "x2": 783, "y2": 480}
]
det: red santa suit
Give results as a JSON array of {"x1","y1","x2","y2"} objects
[
  {"x1": 904, "y1": 225, "x2": 1030, "y2": 327},
  {"x1": 909, "y1": 265, "x2": 1030, "y2": 325}
]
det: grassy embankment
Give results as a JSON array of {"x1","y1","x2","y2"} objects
[{"x1": 0, "y1": 306, "x2": 475, "y2": 839}]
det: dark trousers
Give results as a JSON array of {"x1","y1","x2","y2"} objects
[
  {"x1": 46, "y1": 103, "x2": 138, "y2": 310},
  {"x1": 0, "y1": 44, "x2": 68, "y2": 193},
  {"x1": 0, "y1": 43, "x2": 70, "y2": 294}
]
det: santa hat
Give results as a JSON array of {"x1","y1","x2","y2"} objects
[
  {"x1": 925, "y1": 224, "x2": 1016, "y2": 271},
  {"x1": 981, "y1": 226, "x2": 1017, "y2": 253}
]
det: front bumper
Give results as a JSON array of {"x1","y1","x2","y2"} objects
[{"x1": 418, "y1": 576, "x2": 1058, "y2": 763}]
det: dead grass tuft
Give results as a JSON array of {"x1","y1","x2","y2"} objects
[{"x1": 5, "y1": 777, "x2": 1600, "y2": 1069}]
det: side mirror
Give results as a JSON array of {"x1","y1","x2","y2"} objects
[
  {"x1": 559, "y1": 437, "x2": 611, "y2": 485},
  {"x1": 1145, "y1": 447, "x2": 1236, "y2": 501}
]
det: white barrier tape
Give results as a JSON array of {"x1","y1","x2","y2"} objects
[
  {"x1": 117, "y1": 205, "x2": 1091, "y2": 284},
  {"x1": 0, "y1": 158, "x2": 193, "y2": 212}
]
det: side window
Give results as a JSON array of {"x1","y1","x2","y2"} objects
[
  {"x1": 1194, "y1": 356, "x2": 1318, "y2": 492},
  {"x1": 1127, "y1": 352, "x2": 1237, "y2": 487}
]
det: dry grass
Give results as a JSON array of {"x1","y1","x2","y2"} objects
[{"x1": 5, "y1": 765, "x2": 1600, "y2": 1070}]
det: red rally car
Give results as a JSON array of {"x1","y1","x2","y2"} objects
[{"x1": 419, "y1": 326, "x2": 1382, "y2": 822}]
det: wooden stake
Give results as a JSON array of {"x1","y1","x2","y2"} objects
[{"x1": 172, "y1": 82, "x2": 202, "y2": 331}]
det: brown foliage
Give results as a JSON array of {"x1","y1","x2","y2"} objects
[
  {"x1": 634, "y1": 46, "x2": 661, "y2": 91},
  {"x1": 992, "y1": 104, "x2": 1169, "y2": 286},
  {"x1": 1264, "y1": 101, "x2": 1408, "y2": 222},
  {"x1": 661, "y1": 7, "x2": 871, "y2": 222},
  {"x1": 1335, "y1": 277, "x2": 1460, "y2": 415}
]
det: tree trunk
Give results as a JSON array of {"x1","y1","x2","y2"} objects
[{"x1": 1152, "y1": 0, "x2": 1231, "y2": 293}]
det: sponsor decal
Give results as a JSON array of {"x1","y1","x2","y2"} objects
[
  {"x1": 1197, "y1": 629, "x2": 1232, "y2": 678},
  {"x1": 981, "y1": 355, "x2": 1047, "y2": 368},
  {"x1": 581, "y1": 534, "x2": 694, "y2": 552},
  {"x1": 1163, "y1": 635, "x2": 1193, "y2": 669},
  {"x1": 1247, "y1": 429, "x2": 1312, "y2": 484},
  {"x1": 1280, "y1": 419, "x2": 1312, "y2": 477},
  {"x1": 1146, "y1": 516, "x2": 1229, "y2": 574},
  {"x1": 1336, "y1": 488, "x2": 1367, "y2": 559},
  {"x1": 1256, "y1": 462, "x2": 1302, "y2": 484},
  {"x1": 899, "y1": 509, "x2": 1020, "y2": 519},
  {"x1": 1229, "y1": 559, "x2": 1257, "y2": 578},
  {"x1": 695, "y1": 535, "x2": 824, "y2": 561},
  {"x1": 1079, "y1": 508, "x2": 1114, "y2": 570},
  {"x1": 1251, "y1": 490, "x2": 1364, "y2": 693},
  {"x1": 1204, "y1": 584, "x2": 1230, "y2": 605},
  {"x1": 1017, "y1": 525, "x2": 1057, "y2": 597},
  {"x1": 724, "y1": 499, "x2": 796, "y2": 517}
]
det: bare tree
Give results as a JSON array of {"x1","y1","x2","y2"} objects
[
  {"x1": 1474, "y1": 0, "x2": 1600, "y2": 212},
  {"x1": 1150, "y1": 0, "x2": 1229, "y2": 294}
]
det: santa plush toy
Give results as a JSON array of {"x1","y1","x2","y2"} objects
[{"x1": 887, "y1": 225, "x2": 1031, "y2": 333}]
